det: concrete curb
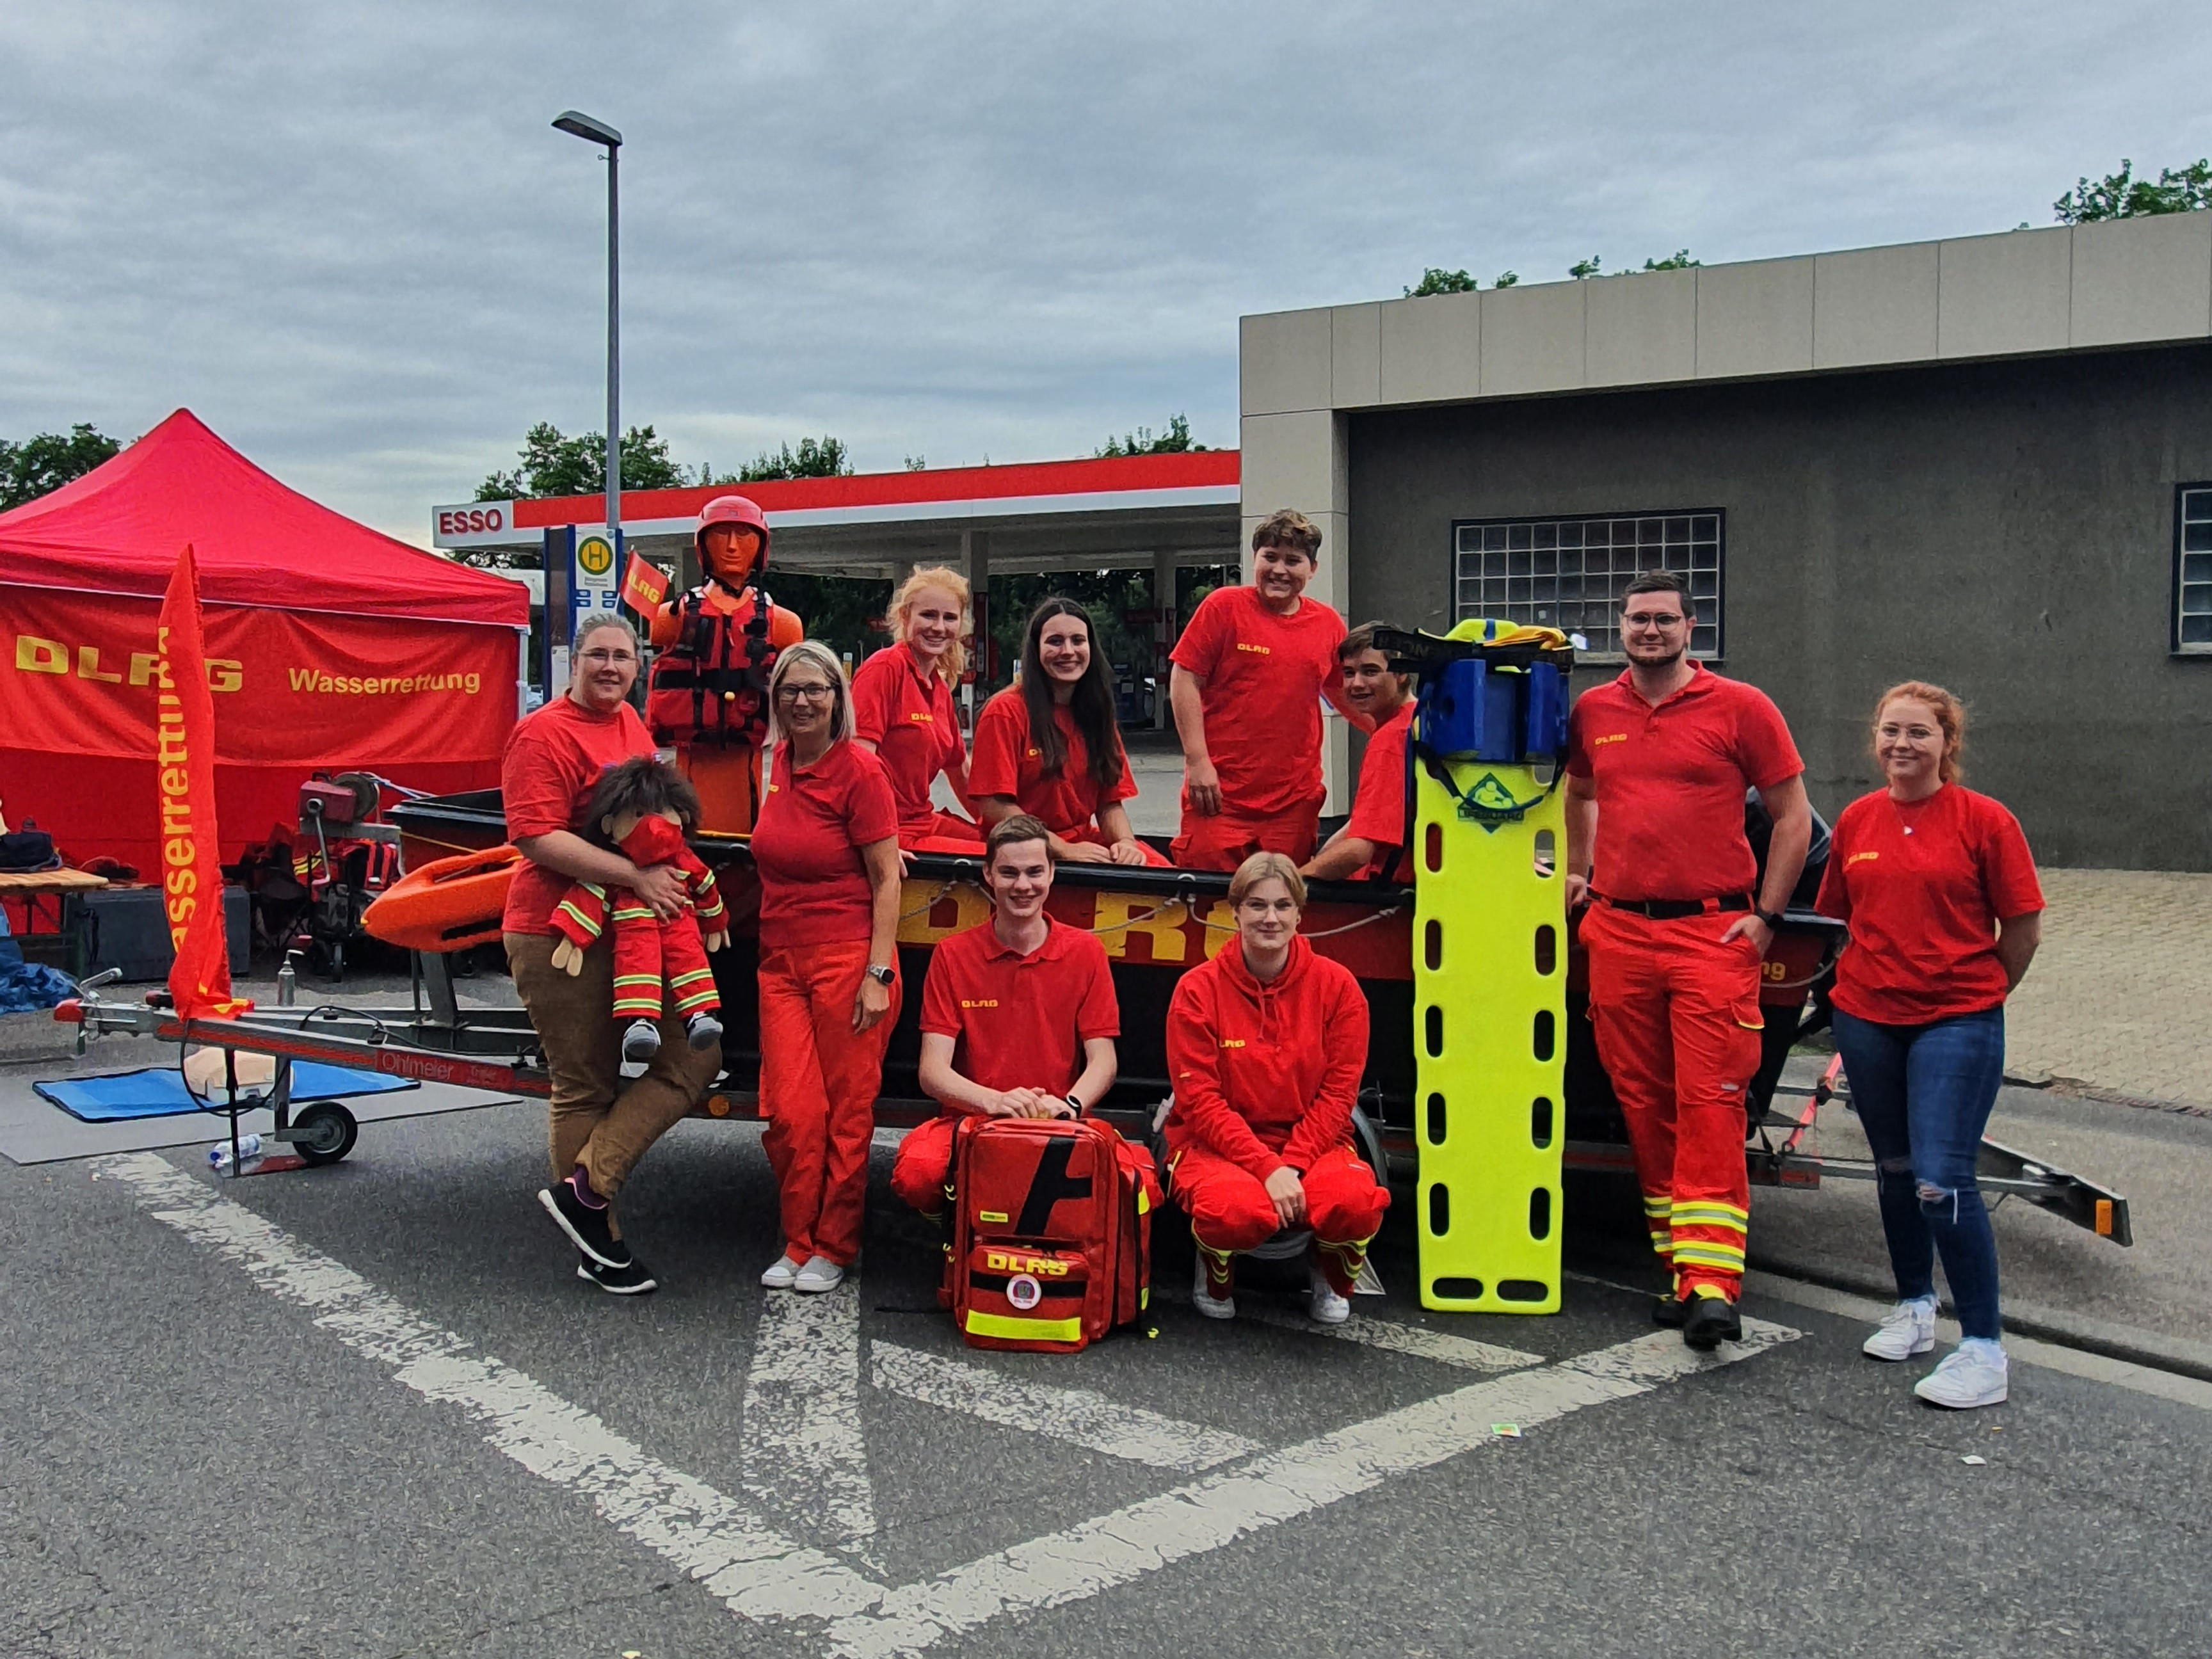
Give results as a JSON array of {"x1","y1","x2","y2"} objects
[{"x1": 1747, "y1": 1251, "x2": 2212, "y2": 1388}]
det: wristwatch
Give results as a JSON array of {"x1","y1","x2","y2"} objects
[
  {"x1": 1755, "y1": 908, "x2": 1784, "y2": 931},
  {"x1": 864, "y1": 964, "x2": 896, "y2": 987},
  {"x1": 1064, "y1": 1093, "x2": 1086, "y2": 1116}
]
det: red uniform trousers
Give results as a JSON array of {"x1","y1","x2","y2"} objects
[
  {"x1": 758, "y1": 940, "x2": 900, "y2": 1266},
  {"x1": 906, "y1": 810, "x2": 986, "y2": 854},
  {"x1": 1170, "y1": 809, "x2": 1318, "y2": 872},
  {"x1": 608, "y1": 905, "x2": 720, "y2": 1023},
  {"x1": 890, "y1": 1112, "x2": 959, "y2": 1218},
  {"x1": 1168, "y1": 1141, "x2": 1390, "y2": 1297},
  {"x1": 1580, "y1": 902, "x2": 1762, "y2": 1301}
]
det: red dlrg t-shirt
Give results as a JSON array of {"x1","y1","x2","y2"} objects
[
  {"x1": 501, "y1": 695, "x2": 657, "y2": 936},
  {"x1": 966, "y1": 687, "x2": 1138, "y2": 836},
  {"x1": 851, "y1": 645, "x2": 966, "y2": 839},
  {"x1": 749, "y1": 739, "x2": 900, "y2": 949},
  {"x1": 1816, "y1": 784, "x2": 2044, "y2": 1025},
  {"x1": 918, "y1": 917, "x2": 1120, "y2": 1099},
  {"x1": 1344, "y1": 700, "x2": 1415, "y2": 881},
  {"x1": 1169, "y1": 584, "x2": 1347, "y2": 821}
]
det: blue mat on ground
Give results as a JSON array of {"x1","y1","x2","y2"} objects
[{"x1": 35, "y1": 1064, "x2": 418, "y2": 1123}]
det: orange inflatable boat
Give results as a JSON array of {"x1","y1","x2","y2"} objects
[{"x1": 362, "y1": 844, "x2": 521, "y2": 953}]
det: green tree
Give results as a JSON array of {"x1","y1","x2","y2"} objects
[
  {"x1": 1642, "y1": 248, "x2": 1699, "y2": 271},
  {"x1": 1405, "y1": 267, "x2": 1478, "y2": 296},
  {"x1": 476, "y1": 421, "x2": 687, "y2": 501},
  {"x1": 1096, "y1": 413, "x2": 1209, "y2": 458},
  {"x1": 1, "y1": 424, "x2": 122, "y2": 510},
  {"x1": 2055, "y1": 158, "x2": 2212, "y2": 223},
  {"x1": 1568, "y1": 256, "x2": 1603, "y2": 279},
  {"x1": 1492, "y1": 271, "x2": 1519, "y2": 288},
  {"x1": 735, "y1": 435, "x2": 853, "y2": 482}
]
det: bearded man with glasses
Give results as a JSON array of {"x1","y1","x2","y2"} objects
[{"x1": 1562, "y1": 571, "x2": 1811, "y2": 1349}]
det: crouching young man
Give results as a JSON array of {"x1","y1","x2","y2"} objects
[
  {"x1": 892, "y1": 814, "x2": 1121, "y2": 1226},
  {"x1": 1164, "y1": 852, "x2": 1389, "y2": 1324}
]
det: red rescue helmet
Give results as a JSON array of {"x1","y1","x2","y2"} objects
[{"x1": 696, "y1": 493, "x2": 771, "y2": 586}]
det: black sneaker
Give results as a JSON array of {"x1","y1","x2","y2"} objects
[
  {"x1": 1652, "y1": 1294, "x2": 1689, "y2": 1329},
  {"x1": 577, "y1": 1253, "x2": 657, "y2": 1295},
  {"x1": 539, "y1": 1182, "x2": 626, "y2": 1269},
  {"x1": 1681, "y1": 1294, "x2": 1743, "y2": 1351}
]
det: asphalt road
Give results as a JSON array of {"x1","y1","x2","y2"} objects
[{"x1": 6, "y1": 1101, "x2": 2209, "y2": 1658}]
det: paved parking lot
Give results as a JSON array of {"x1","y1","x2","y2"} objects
[{"x1": 6, "y1": 1104, "x2": 2209, "y2": 1658}]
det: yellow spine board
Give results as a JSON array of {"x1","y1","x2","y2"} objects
[{"x1": 1412, "y1": 747, "x2": 1567, "y2": 1313}]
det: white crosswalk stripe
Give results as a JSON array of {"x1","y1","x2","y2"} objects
[{"x1": 744, "y1": 1286, "x2": 878, "y2": 1551}]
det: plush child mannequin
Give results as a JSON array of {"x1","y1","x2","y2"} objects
[{"x1": 550, "y1": 757, "x2": 731, "y2": 1064}]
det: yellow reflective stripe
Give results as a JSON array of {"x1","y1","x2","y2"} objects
[
  {"x1": 1671, "y1": 1246, "x2": 1746, "y2": 1269},
  {"x1": 555, "y1": 902, "x2": 601, "y2": 935},
  {"x1": 1672, "y1": 1199, "x2": 1749, "y2": 1221},
  {"x1": 1135, "y1": 1188, "x2": 1150, "y2": 1216},
  {"x1": 613, "y1": 974, "x2": 661, "y2": 988},
  {"x1": 964, "y1": 1310, "x2": 1082, "y2": 1343},
  {"x1": 577, "y1": 881, "x2": 607, "y2": 900},
  {"x1": 1642, "y1": 1196, "x2": 1673, "y2": 1214},
  {"x1": 669, "y1": 968, "x2": 715, "y2": 987},
  {"x1": 674, "y1": 990, "x2": 719, "y2": 1012},
  {"x1": 1672, "y1": 1212, "x2": 1749, "y2": 1233},
  {"x1": 611, "y1": 908, "x2": 656, "y2": 923}
]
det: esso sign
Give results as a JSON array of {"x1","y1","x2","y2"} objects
[{"x1": 438, "y1": 506, "x2": 505, "y2": 536}]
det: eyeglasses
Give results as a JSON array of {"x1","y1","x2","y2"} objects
[
  {"x1": 1623, "y1": 613, "x2": 1686, "y2": 630},
  {"x1": 576, "y1": 648, "x2": 636, "y2": 665},
  {"x1": 776, "y1": 682, "x2": 836, "y2": 703}
]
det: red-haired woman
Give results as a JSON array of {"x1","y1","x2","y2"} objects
[
  {"x1": 851, "y1": 566, "x2": 982, "y2": 851},
  {"x1": 968, "y1": 598, "x2": 1168, "y2": 866},
  {"x1": 1817, "y1": 682, "x2": 2042, "y2": 1410},
  {"x1": 1164, "y1": 853, "x2": 1389, "y2": 1324},
  {"x1": 751, "y1": 640, "x2": 904, "y2": 1295}
]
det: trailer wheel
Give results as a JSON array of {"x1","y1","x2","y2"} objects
[{"x1": 292, "y1": 1101, "x2": 358, "y2": 1166}]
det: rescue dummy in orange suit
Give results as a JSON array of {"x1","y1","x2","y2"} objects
[{"x1": 645, "y1": 495, "x2": 804, "y2": 834}]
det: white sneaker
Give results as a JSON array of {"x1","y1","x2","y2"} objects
[
  {"x1": 1863, "y1": 1297, "x2": 1937, "y2": 1361},
  {"x1": 760, "y1": 1253, "x2": 801, "y2": 1290},
  {"x1": 1192, "y1": 1253, "x2": 1236, "y2": 1320},
  {"x1": 794, "y1": 1255, "x2": 845, "y2": 1294},
  {"x1": 1914, "y1": 1340, "x2": 2009, "y2": 1409},
  {"x1": 1307, "y1": 1263, "x2": 1350, "y2": 1326}
]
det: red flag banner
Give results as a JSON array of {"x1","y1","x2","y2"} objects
[
  {"x1": 156, "y1": 544, "x2": 242, "y2": 1016},
  {"x1": 620, "y1": 550, "x2": 671, "y2": 615}
]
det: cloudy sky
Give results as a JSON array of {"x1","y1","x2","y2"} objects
[{"x1": 4, "y1": 1, "x2": 2208, "y2": 541}]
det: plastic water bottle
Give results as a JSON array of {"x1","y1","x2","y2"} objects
[{"x1": 208, "y1": 1134, "x2": 263, "y2": 1171}]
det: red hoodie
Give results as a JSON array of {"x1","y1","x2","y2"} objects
[{"x1": 1164, "y1": 933, "x2": 1370, "y2": 1182}]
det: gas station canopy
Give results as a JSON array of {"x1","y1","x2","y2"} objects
[{"x1": 431, "y1": 450, "x2": 1242, "y2": 580}]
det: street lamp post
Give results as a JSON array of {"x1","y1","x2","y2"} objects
[{"x1": 552, "y1": 110, "x2": 623, "y2": 555}]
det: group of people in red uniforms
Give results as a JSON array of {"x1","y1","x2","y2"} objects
[{"x1": 502, "y1": 497, "x2": 2044, "y2": 1405}]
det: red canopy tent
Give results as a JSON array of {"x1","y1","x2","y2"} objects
[{"x1": 0, "y1": 409, "x2": 527, "y2": 872}]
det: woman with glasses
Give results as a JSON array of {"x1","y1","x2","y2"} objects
[
  {"x1": 506, "y1": 613, "x2": 721, "y2": 1297},
  {"x1": 967, "y1": 597, "x2": 1167, "y2": 865},
  {"x1": 749, "y1": 641, "x2": 903, "y2": 1294}
]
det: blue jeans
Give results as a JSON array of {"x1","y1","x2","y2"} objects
[{"x1": 1830, "y1": 1006, "x2": 2006, "y2": 1340}]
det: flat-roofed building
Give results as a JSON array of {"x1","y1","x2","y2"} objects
[{"x1": 1240, "y1": 213, "x2": 2212, "y2": 869}]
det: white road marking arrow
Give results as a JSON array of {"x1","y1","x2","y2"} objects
[{"x1": 744, "y1": 1285, "x2": 878, "y2": 1553}]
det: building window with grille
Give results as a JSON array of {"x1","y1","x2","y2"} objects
[
  {"x1": 2177, "y1": 486, "x2": 2212, "y2": 654},
  {"x1": 1453, "y1": 511, "x2": 1723, "y2": 659}
]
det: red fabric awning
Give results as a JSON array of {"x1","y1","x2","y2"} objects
[{"x1": 0, "y1": 408, "x2": 527, "y2": 627}]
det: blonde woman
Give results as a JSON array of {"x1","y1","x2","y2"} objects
[
  {"x1": 851, "y1": 566, "x2": 982, "y2": 849},
  {"x1": 1816, "y1": 682, "x2": 2042, "y2": 1409},
  {"x1": 749, "y1": 641, "x2": 902, "y2": 1294}
]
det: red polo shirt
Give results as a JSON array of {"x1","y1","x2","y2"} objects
[
  {"x1": 1566, "y1": 664, "x2": 1802, "y2": 904},
  {"x1": 851, "y1": 644, "x2": 966, "y2": 838},
  {"x1": 750, "y1": 739, "x2": 899, "y2": 949},
  {"x1": 501, "y1": 694, "x2": 656, "y2": 935},
  {"x1": 918, "y1": 916, "x2": 1119, "y2": 1097},
  {"x1": 966, "y1": 687, "x2": 1138, "y2": 836},
  {"x1": 1169, "y1": 584, "x2": 1347, "y2": 821},
  {"x1": 1343, "y1": 700, "x2": 1415, "y2": 881},
  {"x1": 1816, "y1": 784, "x2": 2044, "y2": 1025}
]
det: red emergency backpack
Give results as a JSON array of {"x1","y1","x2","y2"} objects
[
  {"x1": 645, "y1": 585, "x2": 783, "y2": 749},
  {"x1": 950, "y1": 1116, "x2": 1160, "y2": 1353}
]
